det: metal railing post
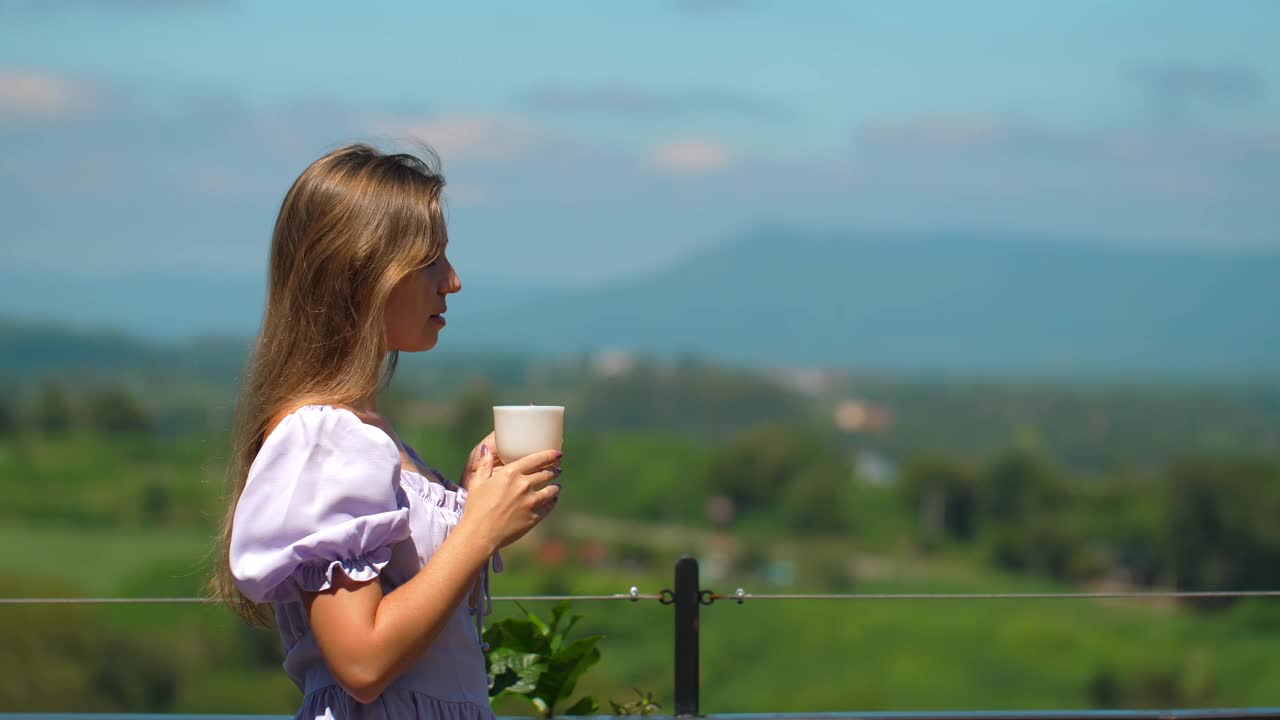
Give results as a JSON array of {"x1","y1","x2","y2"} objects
[{"x1": 674, "y1": 555, "x2": 701, "y2": 717}]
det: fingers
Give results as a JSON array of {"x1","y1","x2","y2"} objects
[
  {"x1": 469, "y1": 433, "x2": 496, "y2": 465},
  {"x1": 473, "y1": 442, "x2": 495, "y2": 477},
  {"x1": 506, "y1": 448, "x2": 563, "y2": 475},
  {"x1": 531, "y1": 482, "x2": 561, "y2": 511},
  {"x1": 524, "y1": 465, "x2": 563, "y2": 490}
]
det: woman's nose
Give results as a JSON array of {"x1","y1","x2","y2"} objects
[{"x1": 443, "y1": 262, "x2": 461, "y2": 294}]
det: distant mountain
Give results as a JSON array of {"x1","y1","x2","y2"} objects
[
  {"x1": 0, "y1": 269, "x2": 555, "y2": 342},
  {"x1": 4, "y1": 228, "x2": 1278, "y2": 378},
  {"x1": 445, "y1": 227, "x2": 1280, "y2": 377},
  {"x1": 0, "y1": 269, "x2": 267, "y2": 341},
  {"x1": 0, "y1": 317, "x2": 249, "y2": 385},
  {"x1": 0, "y1": 316, "x2": 538, "y2": 395}
]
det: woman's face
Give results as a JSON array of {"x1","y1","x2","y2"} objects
[{"x1": 385, "y1": 250, "x2": 461, "y2": 353}]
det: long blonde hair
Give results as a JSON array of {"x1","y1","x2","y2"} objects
[{"x1": 212, "y1": 143, "x2": 448, "y2": 625}]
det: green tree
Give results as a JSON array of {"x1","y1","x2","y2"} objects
[
  {"x1": 982, "y1": 446, "x2": 1064, "y2": 523},
  {"x1": 0, "y1": 396, "x2": 14, "y2": 435},
  {"x1": 86, "y1": 384, "x2": 151, "y2": 435},
  {"x1": 29, "y1": 377, "x2": 74, "y2": 434},
  {"x1": 977, "y1": 447, "x2": 1087, "y2": 579},
  {"x1": 1164, "y1": 457, "x2": 1280, "y2": 604},
  {"x1": 900, "y1": 456, "x2": 981, "y2": 546},
  {"x1": 578, "y1": 359, "x2": 812, "y2": 439},
  {"x1": 781, "y1": 458, "x2": 859, "y2": 534},
  {"x1": 707, "y1": 426, "x2": 854, "y2": 534},
  {"x1": 1074, "y1": 476, "x2": 1165, "y2": 586}
]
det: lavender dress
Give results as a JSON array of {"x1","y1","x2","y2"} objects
[{"x1": 229, "y1": 404, "x2": 500, "y2": 720}]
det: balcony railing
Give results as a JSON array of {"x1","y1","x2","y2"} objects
[{"x1": 3, "y1": 557, "x2": 1279, "y2": 719}]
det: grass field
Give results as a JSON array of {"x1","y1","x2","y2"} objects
[
  {"x1": 0, "y1": 524, "x2": 215, "y2": 596},
  {"x1": 3, "y1": 522, "x2": 1278, "y2": 714}
]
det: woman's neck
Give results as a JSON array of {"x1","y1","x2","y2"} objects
[{"x1": 350, "y1": 394, "x2": 378, "y2": 414}]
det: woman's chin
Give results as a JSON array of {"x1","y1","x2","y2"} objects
[{"x1": 391, "y1": 335, "x2": 439, "y2": 353}]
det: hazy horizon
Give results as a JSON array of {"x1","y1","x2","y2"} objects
[{"x1": 2, "y1": 1, "x2": 1277, "y2": 373}]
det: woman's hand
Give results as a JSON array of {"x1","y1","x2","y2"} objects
[
  {"x1": 458, "y1": 445, "x2": 562, "y2": 553},
  {"x1": 305, "y1": 439, "x2": 561, "y2": 703},
  {"x1": 459, "y1": 432, "x2": 497, "y2": 490}
]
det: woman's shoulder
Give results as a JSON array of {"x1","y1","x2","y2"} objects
[
  {"x1": 260, "y1": 403, "x2": 398, "y2": 463},
  {"x1": 231, "y1": 402, "x2": 413, "y2": 605}
]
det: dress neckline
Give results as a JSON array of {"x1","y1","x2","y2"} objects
[{"x1": 401, "y1": 442, "x2": 461, "y2": 492}]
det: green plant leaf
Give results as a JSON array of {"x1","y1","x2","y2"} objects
[
  {"x1": 483, "y1": 601, "x2": 606, "y2": 716},
  {"x1": 552, "y1": 607, "x2": 586, "y2": 653},
  {"x1": 507, "y1": 658, "x2": 548, "y2": 695},
  {"x1": 487, "y1": 649, "x2": 547, "y2": 697},
  {"x1": 526, "y1": 607, "x2": 551, "y2": 638},
  {"x1": 537, "y1": 635, "x2": 603, "y2": 708},
  {"x1": 560, "y1": 614, "x2": 582, "y2": 640},
  {"x1": 553, "y1": 635, "x2": 603, "y2": 668},
  {"x1": 487, "y1": 647, "x2": 518, "y2": 675},
  {"x1": 487, "y1": 617, "x2": 545, "y2": 653},
  {"x1": 609, "y1": 688, "x2": 663, "y2": 716},
  {"x1": 560, "y1": 646, "x2": 602, "y2": 700},
  {"x1": 548, "y1": 599, "x2": 572, "y2": 635}
]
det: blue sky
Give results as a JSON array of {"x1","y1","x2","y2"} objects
[{"x1": 1, "y1": 0, "x2": 1277, "y2": 313}]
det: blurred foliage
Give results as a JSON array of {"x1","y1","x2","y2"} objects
[
  {"x1": 609, "y1": 688, "x2": 663, "y2": 715},
  {"x1": 2, "y1": 324, "x2": 1280, "y2": 711},
  {"x1": 86, "y1": 383, "x2": 153, "y2": 435},
  {"x1": 900, "y1": 456, "x2": 982, "y2": 546},
  {"x1": 0, "y1": 395, "x2": 14, "y2": 436},
  {"x1": 30, "y1": 377, "x2": 75, "y2": 434},
  {"x1": 1088, "y1": 655, "x2": 1217, "y2": 709},
  {"x1": 453, "y1": 380, "x2": 498, "y2": 454},
  {"x1": 1164, "y1": 458, "x2": 1280, "y2": 603},
  {"x1": 0, "y1": 575, "x2": 182, "y2": 711},
  {"x1": 705, "y1": 425, "x2": 856, "y2": 535},
  {"x1": 575, "y1": 357, "x2": 817, "y2": 440}
]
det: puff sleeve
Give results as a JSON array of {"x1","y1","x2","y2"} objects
[{"x1": 229, "y1": 405, "x2": 412, "y2": 604}]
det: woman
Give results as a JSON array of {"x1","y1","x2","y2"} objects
[{"x1": 211, "y1": 143, "x2": 562, "y2": 719}]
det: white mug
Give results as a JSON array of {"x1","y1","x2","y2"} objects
[{"x1": 492, "y1": 405, "x2": 565, "y2": 464}]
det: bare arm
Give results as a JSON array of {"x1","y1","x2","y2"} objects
[
  {"x1": 304, "y1": 522, "x2": 494, "y2": 703},
  {"x1": 303, "y1": 447, "x2": 562, "y2": 703}
]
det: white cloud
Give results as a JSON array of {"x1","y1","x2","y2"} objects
[
  {"x1": 0, "y1": 68, "x2": 97, "y2": 119},
  {"x1": 648, "y1": 138, "x2": 732, "y2": 174},
  {"x1": 368, "y1": 114, "x2": 543, "y2": 163}
]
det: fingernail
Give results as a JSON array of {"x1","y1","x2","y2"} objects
[
  {"x1": 554, "y1": 450, "x2": 564, "y2": 459},
  {"x1": 481, "y1": 445, "x2": 489, "y2": 457},
  {"x1": 553, "y1": 466, "x2": 562, "y2": 473}
]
